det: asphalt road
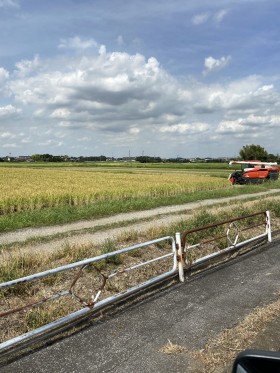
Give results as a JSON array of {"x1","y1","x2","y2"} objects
[{"x1": 1, "y1": 240, "x2": 280, "y2": 373}]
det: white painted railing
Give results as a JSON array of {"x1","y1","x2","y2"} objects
[{"x1": 0, "y1": 211, "x2": 271, "y2": 357}]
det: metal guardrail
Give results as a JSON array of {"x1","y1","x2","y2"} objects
[
  {"x1": 0, "y1": 236, "x2": 176, "y2": 356},
  {"x1": 177, "y1": 211, "x2": 271, "y2": 281},
  {"x1": 0, "y1": 211, "x2": 272, "y2": 357}
]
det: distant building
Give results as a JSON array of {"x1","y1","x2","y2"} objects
[{"x1": 15, "y1": 156, "x2": 32, "y2": 162}]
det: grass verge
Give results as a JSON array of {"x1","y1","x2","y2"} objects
[
  {"x1": 1, "y1": 197, "x2": 280, "y2": 347},
  {"x1": 160, "y1": 295, "x2": 280, "y2": 373},
  {"x1": 0, "y1": 184, "x2": 278, "y2": 232}
]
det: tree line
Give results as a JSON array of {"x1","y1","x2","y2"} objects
[
  {"x1": 239, "y1": 144, "x2": 279, "y2": 162},
  {"x1": 0, "y1": 145, "x2": 279, "y2": 163}
]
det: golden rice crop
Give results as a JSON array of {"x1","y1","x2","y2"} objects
[{"x1": 0, "y1": 167, "x2": 230, "y2": 214}]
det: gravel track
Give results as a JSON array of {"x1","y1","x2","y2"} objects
[{"x1": 1, "y1": 189, "x2": 279, "y2": 254}]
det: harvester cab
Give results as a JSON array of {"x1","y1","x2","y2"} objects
[{"x1": 229, "y1": 160, "x2": 280, "y2": 185}]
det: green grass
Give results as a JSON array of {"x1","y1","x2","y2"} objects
[
  {"x1": 0, "y1": 161, "x2": 232, "y2": 172},
  {"x1": 0, "y1": 201, "x2": 278, "y2": 346},
  {"x1": 2, "y1": 196, "x2": 280, "y2": 284},
  {"x1": 146, "y1": 198, "x2": 280, "y2": 245}
]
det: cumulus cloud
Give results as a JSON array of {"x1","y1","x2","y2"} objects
[
  {"x1": 9, "y1": 52, "x2": 279, "y2": 134},
  {"x1": 159, "y1": 122, "x2": 209, "y2": 134},
  {"x1": 50, "y1": 108, "x2": 71, "y2": 119},
  {"x1": 10, "y1": 50, "x2": 183, "y2": 133},
  {"x1": 193, "y1": 76, "x2": 279, "y2": 118},
  {"x1": 217, "y1": 114, "x2": 280, "y2": 135},
  {"x1": 0, "y1": 131, "x2": 15, "y2": 138},
  {"x1": 2, "y1": 44, "x2": 280, "y2": 157},
  {"x1": 0, "y1": 105, "x2": 21, "y2": 118},
  {"x1": 203, "y1": 55, "x2": 231, "y2": 75},
  {"x1": 0, "y1": 67, "x2": 10, "y2": 97},
  {"x1": 0, "y1": 67, "x2": 9, "y2": 82},
  {"x1": 15, "y1": 55, "x2": 41, "y2": 78}
]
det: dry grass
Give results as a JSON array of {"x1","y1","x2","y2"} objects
[
  {"x1": 160, "y1": 340, "x2": 187, "y2": 354},
  {"x1": 1, "y1": 197, "x2": 280, "y2": 347},
  {"x1": 160, "y1": 295, "x2": 280, "y2": 373},
  {"x1": 189, "y1": 296, "x2": 280, "y2": 372},
  {"x1": 0, "y1": 238, "x2": 173, "y2": 343}
]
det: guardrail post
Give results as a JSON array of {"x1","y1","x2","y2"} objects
[
  {"x1": 266, "y1": 210, "x2": 272, "y2": 242},
  {"x1": 176, "y1": 232, "x2": 184, "y2": 282}
]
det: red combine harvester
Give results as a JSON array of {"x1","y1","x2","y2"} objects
[{"x1": 229, "y1": 160, "x2": 280, "y2": 185}]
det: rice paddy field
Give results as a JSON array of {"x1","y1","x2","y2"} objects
[
  {"x1": 1, "y1": 161, "x2": 280, "y2": 351},
  {"x1": 0, "y1": 161, "x2": 277, "y2": 231},
  {"x1": 0, "y1": 164, "x2": 230, "y2": 212}
]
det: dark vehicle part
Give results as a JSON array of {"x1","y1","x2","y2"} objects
[{"x1": 232, "y1": 350, "x2": 280, "y2": 373}]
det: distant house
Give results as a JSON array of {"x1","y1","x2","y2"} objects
[{"x1": 15, "y1": 156, "x2": 32, "y2": 162}]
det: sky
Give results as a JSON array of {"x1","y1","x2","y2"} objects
[{"x1": 0, "y1": 0, "x2": 280, "y2": 158}]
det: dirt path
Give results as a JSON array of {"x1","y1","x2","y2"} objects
[
  {"x1": 1, "y1": 190, "x2": 280, "y2": 372},
  {"x1": 1, "y1": 189, "x2": 279, "y2": 254}
]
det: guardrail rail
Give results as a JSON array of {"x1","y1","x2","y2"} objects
[
  {"x1": 177, "y1": 210, "x2": 271, "y2": 280},
  {"x1": 0, "y1": 236, "x2": 176, "y2": 357},
  {"x1": 0, "y1": 210, "x2": 272, "y2": 358}
]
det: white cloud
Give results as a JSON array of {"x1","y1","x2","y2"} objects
[
  {"x1": 38, "y1": 139, "x2": 63, "y2": 147},
  {"x1": 159, "y1": 122, "x2": 209, "y2": 134},
  {"x1": 50, "y1": 108, "x2": 71, "y2": 119},
  {"x1": 99, "y1": 44, "x2": 106, "y2": 55},
  {"x1": 0, "y1": 67, "x2": 10, "y2": 97},
  {"x1": 9, "y1": 51, "x2": 278, "y2": 138},
  {"x1": 192, "y1": 12, "x2": 210, "y2": 25},
  {"x1": 193, "y1": 76, "x2": 280, "y2": 117},
  {"x1": 128, "y1": 127, "x2": 140, "y2": 134},
  {"x1": 0, "y1": 67, "x2": 9, "y2": 82},
  {"x1": 15, "y1": 55, "x2": 41, "y2": 78},
  {"x1": 58, "y1": 36, "x2": 98, "y2": 50},
  {"x1": 3, "y1": 45, "x2": 280, "y2": 157},
  {"x1": 217, "y1": 114, "x2": 280, "y2": 136},
  {"x1": 214, "y1": 9, "x2": 229, "y2": 24},
  {"x1": 10, "y1": 50, "x2": 180, "y2": 129},
  {"x1": 203, "y1": 55, "x2": 231, "y2": 75},
  {"x1": 192, "y1": 9, "x2": 229, "y2": 26},
  {"x1": 0, "y1": 105, "x2": 21, "y2": 117},
  {"x1": 0, "y1": 131, "x2": 15, "y2": 138}
]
